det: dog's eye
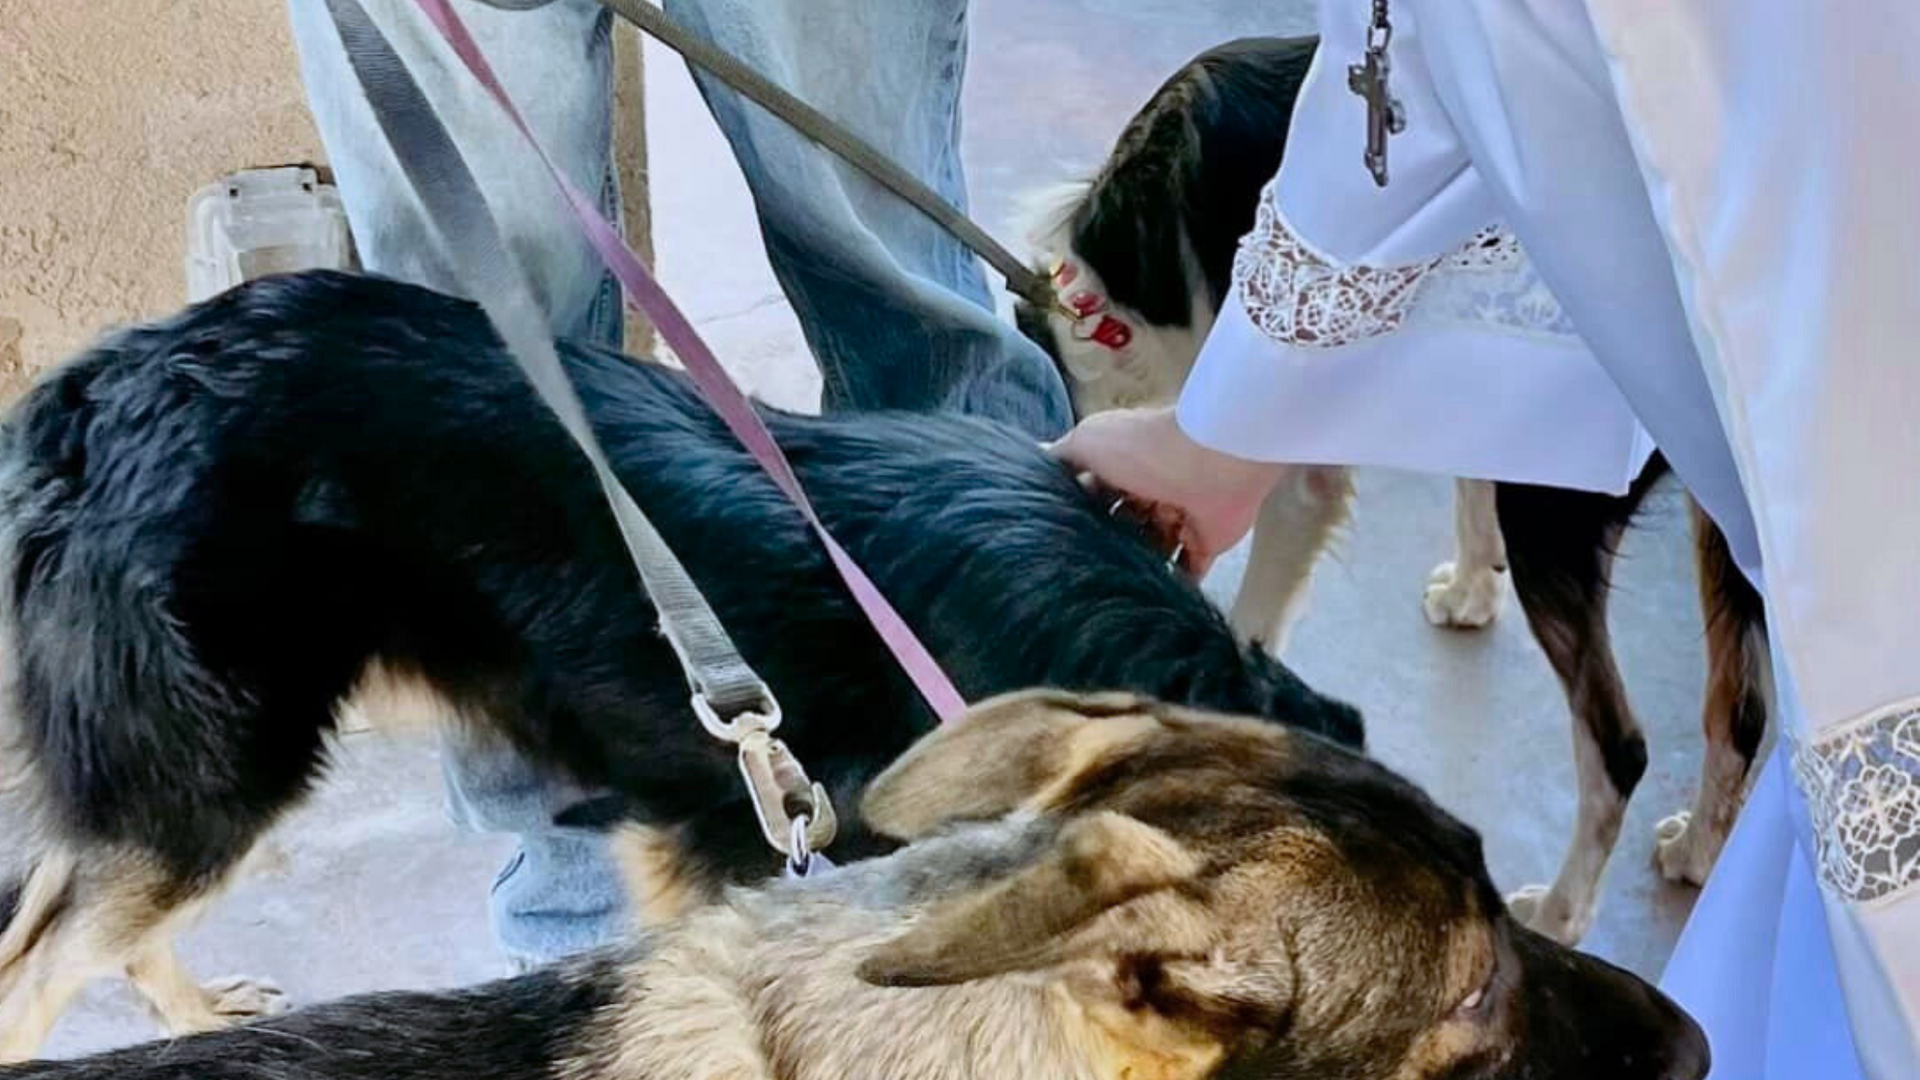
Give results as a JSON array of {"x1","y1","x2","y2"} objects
[{"x1": 1455, "y1": 970, "x2": 1496, "y2": 1018}]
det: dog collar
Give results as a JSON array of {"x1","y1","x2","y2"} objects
[{"x1": 1048, "y1": 256, "x2": 1134, "y2": 351}]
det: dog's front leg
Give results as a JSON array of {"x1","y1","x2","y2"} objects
[
  {"x1": 1229, "y1": 466, "x2": 1354, "y2": 654},
  {"x1": 126, "y1": 939, "x2": 287, "y2": 1036},
  {"x1": 1497, "y1": 481, "x2": 1644, "y2": 946},
  {"x1": 1656, "y1": 503, "x2": 1771, "y2": 886},
  {"x1": 1423, "y1": 478, "x2": 1507, "y2": 628}
]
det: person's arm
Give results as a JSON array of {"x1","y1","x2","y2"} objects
[
  {"x1": 287, "y1": 0, "x2": 623, "y2": 347},
  {"x1": 1173, "y1": 0, "x2": 1496, "y2": 466},
  {"x1": 1054, "y1": 0, "x2": 1642, "y2": 565}
]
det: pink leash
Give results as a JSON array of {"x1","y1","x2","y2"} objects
[{"x1": 411, "y1": 0, "x2": 967, "y2": 725}]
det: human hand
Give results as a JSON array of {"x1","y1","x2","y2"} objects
[{"x1": 1048, "y1": 407, "x2": 1286, "y2": 575}]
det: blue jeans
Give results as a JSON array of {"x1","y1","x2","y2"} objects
[{"x1": 287, "y1": 0, "x2": 1068, "y2": 967}]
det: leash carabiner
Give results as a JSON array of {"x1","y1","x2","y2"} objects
[
  {"x1": 695, "y1": 691, "x2": 836, "y2": 865},
  {"x1": 692, "y1": 693, "x2": 836, "y2": 863}
]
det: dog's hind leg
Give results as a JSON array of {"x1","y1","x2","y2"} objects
[
  {"x1": 1655, "y1": 502, "x2": 1770, "y2": 886},
  {"x1": 1424, "y1": 478, "x2": 1508, "y2": 629},
  {"x1": 0, "y1": 854, "x2": 76, "y2": 1019},
  {"x1": 127, "y1": 935, "x2": 288, "y2": 1036},
  {"x1": 5, "y1": 850, "x2": 294, "y2": 1056},
  {"x1": 0, "y1": 856, "x2": 171, "y2": 1058},
  {"x1": 1497, "y1": 475, "x2": 1653, "y2": 946},
  {"x1": 0, "y1": 850, "x2": 283, "y2": 1060},
  {"x1": 1229, "y1": 465, "x2": 1354, "y2": 654},
  {"x1": 0, "y1": 670, "x2": 328, "y2": 1056}
]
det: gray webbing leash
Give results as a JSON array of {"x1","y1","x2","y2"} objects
[{"x1": 325, "y1": 0, "x2": 836, "y2": 869}]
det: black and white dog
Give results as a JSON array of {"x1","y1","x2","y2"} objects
[
  {"x1": 1016, "y1": 36, "x2": 1771, "y2": 947},
  {"x1": 0, "y1": 270, "x2": 1362, "y2": 1058}
]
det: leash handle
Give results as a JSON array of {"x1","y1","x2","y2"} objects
[{"x1": 400, "y1": 0, "x2": 968, "y2": 725}]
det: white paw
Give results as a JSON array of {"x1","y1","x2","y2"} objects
[
  {"x1": 204, "y1": 975, "x2": 290, "y2": 1020},
  {"x1": 1505, "y1": 884, "x2": 1590, "y2": 946},
  {"x1": 1423, "y1": 561, "x2": 1505, "y2": 629},
  {"x1": 1654, "y1": 811, "x2": 1713, "y2": 887}
]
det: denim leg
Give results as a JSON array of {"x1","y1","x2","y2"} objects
[
  {"x1": 664, "y1": 0, "x2": 1074, "y2": 439},
  {"x1": 287, "y1": 0, "x2": 623, "y2": 347},
  {"x1": 287, "y1": 0, "x2": 626, "y2": 967},
  {"x1": 438, "y1": 739, "x2": 628, "y2": 969}
]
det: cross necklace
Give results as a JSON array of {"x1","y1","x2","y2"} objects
[{"x1": 1346, "y1": 0, "x2": 1407, "y2": 186}]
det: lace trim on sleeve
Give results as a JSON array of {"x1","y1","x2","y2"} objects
[
  {"x1": 1793, "y1": 701, "x2": 1920, "y2": 905},
  {"x1": 1412, "y1": 229, "x2": 1579, "y2": 340},
  {"x1": 1232, "y1": 181, "x2": 1578, "y2": 349},
  {"x1": 1230, "y1": 187, "x2": 1438, "y2": 347}
]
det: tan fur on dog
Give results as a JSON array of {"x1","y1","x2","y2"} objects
[
  {"x1": 543, "y1": 691, "x2": 1696, "y2": 1080},
  {"x1": 2, "y1": 691, "x2": 1702, "y2": 1080}
]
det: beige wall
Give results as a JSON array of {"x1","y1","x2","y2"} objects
[
  {"x1": 0, "y1": 1, "x2": 328, "y2": 396},
  {"x1": 1, "y1": 5, "x2": 651, "y2": 398}
]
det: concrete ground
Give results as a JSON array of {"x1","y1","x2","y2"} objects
[{"x1": 34, "y1": 0, "x2": 1709, "y2": 1057}]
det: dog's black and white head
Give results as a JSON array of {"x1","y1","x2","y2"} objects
[{"x1": 1014, "y1": 36, "x2": 1316, "y2": 418}]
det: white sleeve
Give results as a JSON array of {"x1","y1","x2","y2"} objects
[{"x1": 1175, "y1": 0, "x2": 1653, "y2": 494}]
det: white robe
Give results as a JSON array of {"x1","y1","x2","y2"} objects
[{"x1": 1178, "y1": 2, "x2": 1920, "y2": 1076}]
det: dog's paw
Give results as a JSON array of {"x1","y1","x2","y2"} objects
[
  {"x1": 1654, "y1": 811, "x2": 1714, "y2": 888},
  {"x1": 1423, "y1": 561, "x2": 1505, "y2": 629},
  {"x1": 204, "y1": 975, "x2": 290, "y2": 1020},
  {"x1": 1505, "y1": 884, "x2": 1590, "y2": 946}
]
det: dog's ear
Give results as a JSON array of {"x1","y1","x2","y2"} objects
[
  {"x1": 861, "y1": 690, "x2": 1163, "y2": 840},
  {"x1": 856, "y1": 810, "x2": 1204, "y2": 986}
]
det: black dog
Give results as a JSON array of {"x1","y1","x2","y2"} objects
[{"x1": 0, "y1": 270, "x2": 1358, "y2": 1055}]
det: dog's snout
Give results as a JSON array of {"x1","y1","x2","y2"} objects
[
  {"x1": 1507, "y1": 926, "x2": 1711, "y2": 1080},
  {"x1": 1629, "y1": 957, "x2": 1710, "y2": 1080},
  {"x1": 1659, "y1": 1006, "x2": 1711, "y2": 1080}
]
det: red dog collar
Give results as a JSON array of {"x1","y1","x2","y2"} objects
[{"x1": 1048, "y1": 257, "x2": 1134, "y2": 351}]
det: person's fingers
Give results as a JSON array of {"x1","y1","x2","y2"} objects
[
  {"x1": 1046, "y1": 425, "x2": 1092, "y2": 468},
  {"x1": 1047, "y1": 407, "x2": 1145, "y2": 468},
  {"x1": 1175, "y1": 518, "x2": 1218, "y2": 578}
]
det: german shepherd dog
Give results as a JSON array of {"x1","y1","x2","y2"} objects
[
  {"x1": 2, "y1": 691, "x2": 1709, "y2": 1080},
  {"x1": 1014, "y1": 37, "x2": 1771, "y2": 946},
  {"x1": 0, "y1": 270, "x2": 1367, "y2": 1057}
]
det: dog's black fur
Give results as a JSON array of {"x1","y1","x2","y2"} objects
[
  {"x1": 0, "y1": 958, "x2": 627, "y2": 1080},
  {"x1": 1066, "y1": 36, "x2": 1310, "y2": 326},
  {"x1": 0, "y1": 271, "x2": 1359, "y2": 908},
  {"x1": 1015, "y1": 36, "x2": 1311, "y2": 352}
]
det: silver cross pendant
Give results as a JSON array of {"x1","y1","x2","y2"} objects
[{"x1": 1347, "y1": 0, "x2": 1407, "y2": 187}]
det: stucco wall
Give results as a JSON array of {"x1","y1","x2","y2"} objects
[{"x1": 0, "y1": 1, "x2": 328, "y2": 396}]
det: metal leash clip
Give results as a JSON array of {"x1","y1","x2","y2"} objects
[
  {"x1": 692, "y1": 694, "x2": 838, "y2": 866},
  {"x1": 1044, "y1": 256, "x2": 1085, "y2": 324},
  {"x1": 785, "y1": 813, "x2": 833, "y2": 878}
]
